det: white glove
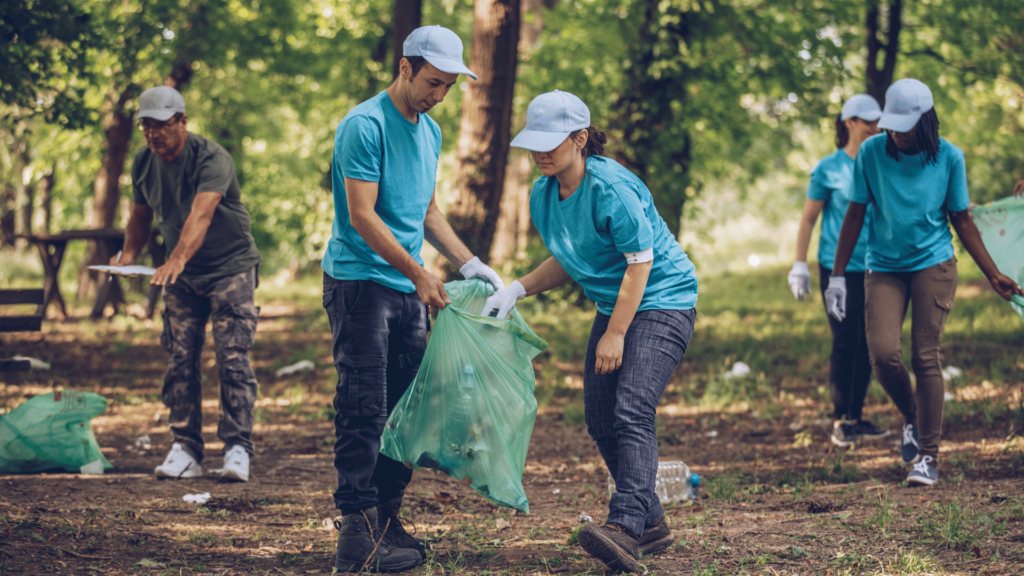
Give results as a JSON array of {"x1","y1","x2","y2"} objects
[
  {"x1": 460, "y1": 256, "x2": 506, "y2": 290},
  {"x1": 824, "y1": 275, "x2": 847, "y2": 321},
  {"x1": 788, "y1": 262, "x2": 811, "y2": 301},
  {"x1": 481, "y1": 280, "x2": 526, "y2": 319}
]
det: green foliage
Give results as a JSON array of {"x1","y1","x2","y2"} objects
[{"x1": 917, "y1": 501, "x2": 981, "y2": 551}]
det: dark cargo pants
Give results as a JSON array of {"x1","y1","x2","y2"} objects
[
  {"x1": 161, "y1": 266, "x2": 259, "y2": 463},
  {"x1": 323, "y1": 274, "x2": 427, "y2": 515}
]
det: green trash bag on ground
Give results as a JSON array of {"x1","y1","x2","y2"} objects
[
  {"x1": 0, "y1": 390, "x2": 112, "y2": 473},
  {"x1": 972, "y1": 196, "x2": 1024, "y2": 321},
  {"x1": 381, "y1": 280, "x2": 547, "y2": 513}
]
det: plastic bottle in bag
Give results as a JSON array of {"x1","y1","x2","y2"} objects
[
  {"x1": 607, "y1": 461, "x2": 700, "y2": 503},
  {"x1": 440, "y1": 365, "x2": 485, "y2": 469}
]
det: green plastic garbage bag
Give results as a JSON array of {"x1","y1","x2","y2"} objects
[
  {"x1": 0, "y1": 390, "x2": 112, "y2": 473},
  {"x1": 381, "y1": 280, "x2": 547, "y2": 513},
  {"x1": 972, "y1": 196, "x2": 1024, "y2": 321}
]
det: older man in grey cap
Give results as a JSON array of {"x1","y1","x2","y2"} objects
[{"x1": 115, "y1": 85, "x2": 261, "y2": 483}]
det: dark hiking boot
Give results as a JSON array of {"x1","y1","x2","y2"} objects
[
  {"x1": 379, "y1": 498, "x2": 428, "y2": 559},
  {"x1": 638, "y1": 516, "x2": 675, "y2": 556},
  {"x1": 578, "y1": 523, "x2": 639, "y2": 572},
  {"x1": 852, "y1": 419, "x2": 890, "y2": 440},
  {"x1": 334, "y1": 507, "x2": 422, "y2": 573}
]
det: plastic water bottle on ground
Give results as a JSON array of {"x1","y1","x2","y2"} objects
[{"x1": 607, "y1": 461, "x2": 700, "y2": 503}]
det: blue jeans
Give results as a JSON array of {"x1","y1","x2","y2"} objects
[
  {"x1": 584, "y1": 308, "x2": 696, "y2": 536},
  {"x1": 819, "y1": 266, "x2": 872, "y2": 421},
  {"x1": 323, "y1": 274, "x2": 428, "y2": 514}
]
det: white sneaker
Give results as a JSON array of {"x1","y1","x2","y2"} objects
[
  {"x1": 212, "y1": 445, "x2": 250, "y2": 482},
  {"x1": 154, "y1": 443, "x2": 203, "y2": 479}
]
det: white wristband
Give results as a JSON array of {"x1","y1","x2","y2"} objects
[{"x1": 624, "y1": 247, "x2": 654, "y2": 264}]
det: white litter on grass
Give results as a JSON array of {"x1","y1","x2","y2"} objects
[
  {"x1": 80, "y1": 460, "x2": 104, "y2": 475},
  {"x1": 135, "y1": 435, "x2": 152, "y2": 450},
  {"x1": 183, "y1": 492, "x2": 211, "y2": 504},
  {"x1": 705, "y1": 431, "x2": 719, "y2": 438},
  {"x1": 12, "y1": 356, "x2": 50, "y2": 370},
  {"x1": 724, "y1": 361, "x2": 751, "y2": 379},
  {"x1": 578, "y1": 514, "x2": 593, "y2": 524},
  {"x1": 941, "y1": 366, "x2": 963, "y2": 381},
  {"x1": 944, "y1": 392, "x2": 956, "y2": 401},
  {"x1": 275, "y1": 360, "x2": 316, "y2": 377},
  {"x1": 552, "y1": 489, "x2": 561, "y2": 495}
]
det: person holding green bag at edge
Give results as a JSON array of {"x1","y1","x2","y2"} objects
[
  {"x1": 483, "y1": 91, "x2": 699, "y2": 573},
  {"x1": 826, "y1": 79, "x2": 1024, "y2": 488}
]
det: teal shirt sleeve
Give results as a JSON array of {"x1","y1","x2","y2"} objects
[
  {"x1": 337, "y1": 115, "x2": 383, "y2": 183},
  {"x1": 597, "y1": 182, "x2": 654, "y2": 254},
  {"x1": 806, "y1": 163, "x2": 831, "y2": 201},
  {"x1": 945, "y1": 149, "x2": 970, "y2": 212},
  {"x1": 195, "y1": 146, "x2": 235, "y2": 196},
  {"x1": 849, "y1": 151, "x2": 872, "y2": 206}
]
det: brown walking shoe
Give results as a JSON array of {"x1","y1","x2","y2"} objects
[
  {"x1": 578, "y1": 522, "x2": 639, "y2": 572},
  {"x1": 638, "y1": 516, "x2": 675, "y2": 556}
]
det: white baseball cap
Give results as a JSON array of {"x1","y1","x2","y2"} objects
[
  {"x1": 841, "y1": 94, "x2": 882, "y2": 121},
  {"x1": 403, "y1": 25, "x2": 478, "y2": 80},
  {"x1": 135, "y1": 86, "x2": 186, "y2": 121},
  {"x1": 878, "y1": 79, "x2": 934, "y2": 133},
  {"x1": 510, "y1": 91, "x2": 591, "y2": 152}
]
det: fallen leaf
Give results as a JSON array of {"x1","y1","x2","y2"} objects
[
  {"x1": 138, "y1": 559, "x2": 166, "y2": 568},
  {"x1": 496, "y1": 518, "x2": 511, "y2": 531}
]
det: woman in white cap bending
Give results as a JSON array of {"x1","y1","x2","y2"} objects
[
  {"x1": 826, "y1": 79, "x2": 1024, "y2": 486},
  {"x1": 788, "y1": 95, "x2": 890, "y2": 448},
  {"x1": 483, "y1": 91, "x2": 698, "y2": 572}
]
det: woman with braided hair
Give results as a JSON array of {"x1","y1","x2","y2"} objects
[{"x1": 826, "y1": 79, "x2": 1024, "y2": 486}]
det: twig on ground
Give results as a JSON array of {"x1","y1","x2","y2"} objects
[{"x1": 57, "y1": 548, "x2": 110, "y2": 560}]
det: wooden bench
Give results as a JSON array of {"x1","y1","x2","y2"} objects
[{"x1": 0, "y1": 288, "x2": 45, "y2": 372}]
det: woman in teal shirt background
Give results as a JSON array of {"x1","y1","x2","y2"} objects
[
  {"x1": 483, "y1": 91, "x2": 698, "y2": 573},
  {"x1": 788, "y1": 94, "x2": 890, "y2": 448},
  {"x1": 827, "y1": 79, "x2": 1024, "y2": 487}
]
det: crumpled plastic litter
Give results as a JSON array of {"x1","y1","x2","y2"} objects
[
  {"x1": 135, "y1": 435, "x2": 152, "y2": 450},
  {"x1": 275, "y1": 359, "x2": 316, "y2": 377},
  {"x1": 941, "y1": 366, "x2": 962, "y2": 382},
  {"x1": 12, "y1": 356, "x2": 50, "y2": 370},
  {"x1": 972, "y1": 196, "x2": 1024, "y2": 321},
  {"x1": 183, "y1": 492, "x2": 211, "y2": 504},
  {"x1": 724, "y1": 361, "x2": 751, "y2": 379}
]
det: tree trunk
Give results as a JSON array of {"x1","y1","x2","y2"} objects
[
  {"x1": 490, "y1": 0, "x2": 550, "y2": 265},
  {"x1": 865, "y1": 0, "x2": 902, "y2": 106},
  {"x1": 441, "y1": 0, "x2": 521, "y2": 279},
  {"x1": 37, "y1": 166, "x2": 54, "y2": 234},
  {"x1": 0, "y1": 184, "x2": 15, "y2": 247},
  {"x1": 392, "y1": 0, "x2": 423, "y2": 80},
  {"x1": 13, "y1": 136, "x2": 33, "y2": 247}
]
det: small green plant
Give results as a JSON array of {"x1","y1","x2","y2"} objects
[
  {"x1": 706, "y1": 472, "x2": 740, "y2": 503},
  {"x1": 567, "y1": 525, "x2": 583, "y2": 545},
  {"x1": 917, "y1": 501, "x2": 979, "y2": 551},
  {"x1": 692, "y1": 559, "x2": 721, "y2": 576},
  {"x1": 863, "y1": 486, "x2": 895, "y2": 535},
  {"x1": 886, "y1": 548, "x2": 940, "y2": 574}
]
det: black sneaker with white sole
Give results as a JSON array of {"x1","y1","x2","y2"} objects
[
  {"x1": 852, "y1": 420, "x2": 890, "y2": 440},
  {"x1": 906, "y1": 455, "x2": 939, "y2": 486},
  {"x1": 900, "y1": 423, "x2": 921, "y2": 464},
  {"x1": 831, "y1": 420, "x2": 858, "y2": 447}
]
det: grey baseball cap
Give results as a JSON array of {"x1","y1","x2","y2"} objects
[
  {"x1": 878, "y1": 79, "x2": 934, "y2": 133},
  {"x1": 841, "y1": 94, "x2": 882, "y2": 121},
  {"x1": 510, "y1": 91, "x2": 591, "y2": 152},
  {"x1": 135, "y1": 86, "x2": 186, "y2": 121},
  {"x1": 403, "y1": 25, "x2": 478, "y2": 80}
]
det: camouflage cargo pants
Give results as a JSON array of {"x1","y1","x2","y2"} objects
[{"x1": 160, "y1": 266, "x2": 259, "y2": 463}]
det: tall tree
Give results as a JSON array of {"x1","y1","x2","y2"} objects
[
  {"x1": 443, "y1": 0, "x2": 521, "y2": 275},
  {"x1": 865, "y1": 0, "x2": 902, "y2": 106},
  {"x1": 490, "y1": 0, "x2": 555, "y2": 265},
  {"x1": 392, "y1": 0, "x2": 423, "y2": 80}
]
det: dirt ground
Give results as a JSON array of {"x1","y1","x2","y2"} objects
[{"x1": 1, "y1": 304, "x2": 1023, "y2": 576}]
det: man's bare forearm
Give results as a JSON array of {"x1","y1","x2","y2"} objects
[
  {"x1": 423, "y1": 202, "x2": 473, "y2": 269},
  {"x1": 123, "y1": 205, "x2": 154, "y2": 262},
  {"x1": 167, "y1": 211, "x2": 214, "y2": 266},
  {"x1": 353, "y1": 211, "x2": 428, "y2": 282}
]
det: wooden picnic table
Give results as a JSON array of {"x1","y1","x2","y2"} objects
[{"x1": 15, "y1": 228, "x2": 165, "y2": 320}]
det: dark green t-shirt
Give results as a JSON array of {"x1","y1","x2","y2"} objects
[{"x1": 132, "y1": 133, "x2": 260, "y2": 280}]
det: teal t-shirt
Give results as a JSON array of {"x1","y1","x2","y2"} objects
[
  {"x1": 806, "y1": 149, "x2": 869, "y2": 272},
  {"x1": 849, "y1": 135, "x2": 970, "y2": 272},
  {"x1": 322, "y1": 91, "x2": 441, "y2": 292},
  {"x1": 529, "y1": 156, "x2": 698, "y2": 315}
]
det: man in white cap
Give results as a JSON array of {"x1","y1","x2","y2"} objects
[
  {"x1": 324, "y1": 25, "x2": 502, "y2": 572},
  {"x1": 116, "y1": 85, "x2": 261, "y2": 483}
]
